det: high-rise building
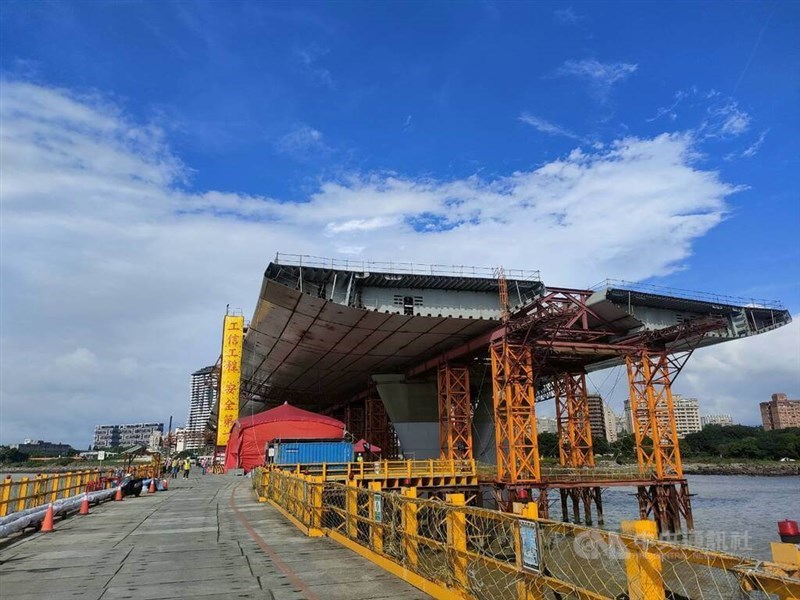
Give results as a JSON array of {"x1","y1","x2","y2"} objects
[
  {"x1": 760, "y1": 393, "x2": 800, "y2": 431},
  {"x1": 623, "y1": 399, "x2": 634, "y2": 435},
  {"x1": 93, "y1": 423, "x2": 164, "y2": 449},
  {"x1": 672, "y1": 395, "x2": 702, "y2": 438},
  {"x1": 185, "y1": 366, "x2": 218, "y2": 451},
  {"x1": 536, "y1": 417, "x2": 558, "y2": 434},
  {"x1": 701, "y1": 414, "x2": 733, "y2": 428},
  {"x1": 586, "y1": 395, "x2": 618, "y2": 444},
  {"x1": 623, "y1": 396, "x2": 701, "y2": 438}
]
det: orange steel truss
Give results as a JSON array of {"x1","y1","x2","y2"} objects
[
  {"x1": 490, "y1": 341, "x2": 540, "y2": 483},
  {"x1": 554, "y1": 372, "x2": 594, "y2": 468},
  {"x1": 626, "y1": 350, "x2": 683, "y2": 479},
  {"x1": 437, "y1": 364, "x2": 473, "y2": 460}
]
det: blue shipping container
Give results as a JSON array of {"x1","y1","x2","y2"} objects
[{"x1": 273, "y1": 440, "x2": 353, "y2": 465}]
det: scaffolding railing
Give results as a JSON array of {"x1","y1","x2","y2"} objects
[
  {"x1": 592, "y1": 279, "x2": 786, "y2": 310},
  {"x1": 254, "y1": 468, "x2": 800, "y2": 600},
  {"x1": 270, "y1": 458, "x2": 476, "y2": 482},
  {"x1": 274, "y1": 253, "x2": 541, "y2": 282}
]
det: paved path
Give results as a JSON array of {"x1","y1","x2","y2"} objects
[{"x1": 0, "y1": 473, "x2": 429, "y2": 600}]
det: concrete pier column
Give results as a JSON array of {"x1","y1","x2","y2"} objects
[{"x1": 372, "y1": 374, "x2": 439, "y2": 459}]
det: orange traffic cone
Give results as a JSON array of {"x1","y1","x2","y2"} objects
[
  {"x1": 148, "y1": 479, "x2": 156, "y2": 494},
  {"x1": 162, "y1": 479, "x2": 169, "y2": 490},
  {"x1": 115, "y1": 487, "x2": 123, "y2": 501},
  {"x1": 79, "y1": 494, "x2": 90, "y2": 515},
  {"x1": 41, "y1": 503, "x2": 55, "y2": 533}
]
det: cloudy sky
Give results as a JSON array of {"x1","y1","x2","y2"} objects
[{"x1": 1, "y1": 1, "x2": 798, "y2": 448}]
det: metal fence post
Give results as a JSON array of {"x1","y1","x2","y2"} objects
[
  {"x1": 50, "y1": 473, "x2": 60, "y2": 503},
  {"x1": 368, "y1": 481, "x2": 383, "y2": 554},
  {"x1": 17, "y1": 477, "x2": 29, "y2": 512},
  {"x1": 0, "y1": 477, "x2": 11, "y2": 517},
  {"x1": 401, "y1": 487, "x2": 419, "y2": 568},
  {"x1": 346, "y1": 479, "x2": 359, "y2": 539},
  {"x1": 621, "y1": 520, "x2": 665, "y2": 600},
  {"x1": 310, "y1": 476, "x2": 323, "y2": 532},
  {"x1": 446, "y1": 493, "x2": 468, "y2": 589}
]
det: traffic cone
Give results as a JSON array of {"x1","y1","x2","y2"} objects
[
  {"x1": 79, "y1": 494, "x2": 90, "y2": 515},
  {"x1": 162, "y1": 479, "x2": 169, "y2": 490},
  {"x1": 41, "y1": 503, "x2": 55, "y2": 533},
  {"x1": 115, "y1": 487, "x2": 123, "y2": 501},
  {"x1": 148, "y1": 479, "x2": 156, "y2": 494}
]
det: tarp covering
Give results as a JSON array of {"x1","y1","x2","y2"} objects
[
  {"x1": 353, "y1": 439, "x2": 381, "y2": 454},
  {"x1": 223, "y1": 403, "x2": 346, "y2": 472}
]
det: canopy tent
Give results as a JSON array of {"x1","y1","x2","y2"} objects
[{"x1": 223, "y1": 403, "x2": 346, "y2": 472}]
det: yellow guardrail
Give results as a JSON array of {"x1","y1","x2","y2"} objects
[
  {"x1": 272, "y1": 458, "x2": 476, "y2": 481},
  {"x1": 254, "y1": 468, "x2": 800, "y2": 600},
  {"x1": 0, "y1": 465, "x2": 159, "y2": 518}
]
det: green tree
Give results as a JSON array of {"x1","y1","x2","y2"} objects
[
  {"x1": 537, "y1": 432, "x2": 559, "y2": 458},
  {"x1": 720, "y1": 438, "x2": 765, "y2": 459},
  {"x1": 593, "y1": 435, "x2": 610, "y2": 455},
  {"x1": 0, "y1": 446, "x2": 30, "y2": 464}
]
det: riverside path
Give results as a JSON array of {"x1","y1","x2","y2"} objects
[{"x1": 0, "y1": 473, "x2": 429, "y2": 600}]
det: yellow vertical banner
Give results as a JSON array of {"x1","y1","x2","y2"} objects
[{"x1": 216, "y1": 314, "x2": 244, "y2": 446}]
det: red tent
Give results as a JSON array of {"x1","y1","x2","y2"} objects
[{"x1": 223, "y1": 403, "x2": 346, "y2": 472}]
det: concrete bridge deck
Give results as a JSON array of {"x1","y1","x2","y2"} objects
[{"x1": 0, "y1": 474, "x2": 429, "y2": 600}]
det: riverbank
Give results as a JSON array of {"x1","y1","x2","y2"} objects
[{"x1": 682, "y1": 460, "x2": 799, "y2": 476}]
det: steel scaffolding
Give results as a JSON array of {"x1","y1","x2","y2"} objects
[
  {"x1": 437, "y1": 364, "x2": 473, "y2": 460},
  {"x1": 490, "y1": 341, "x2": 540, "y2": 484}
]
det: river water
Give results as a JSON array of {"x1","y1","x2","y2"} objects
[{"x1": 596, "y1": 475, "x2": 799, "y2": 560}]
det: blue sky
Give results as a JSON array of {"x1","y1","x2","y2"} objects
[{"x1": 1, "y1": 1, "x2": 798, "y2": 445}]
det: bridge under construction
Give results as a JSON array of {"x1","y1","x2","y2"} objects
[{"x1": 219, "y1": 253, "x2": 792, "y2": 534}]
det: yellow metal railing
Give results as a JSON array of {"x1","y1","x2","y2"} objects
[
  {"x1": 273, "y1": 458, "x2": 476, "y2": 481},
  {"x1": 254, "y1": 468, "x2": 800, "y2": 600},
  {"x1": 0, "y1": 465, "x2": 158, "y2": 518}
]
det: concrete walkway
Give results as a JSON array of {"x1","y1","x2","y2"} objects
[{"x1": 0, "y1": 473, "x2": 429, "y2": 600}]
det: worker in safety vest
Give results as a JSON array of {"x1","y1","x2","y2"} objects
[{"x1": 182, "y1": 458, "x2": 191, "y2": 479}]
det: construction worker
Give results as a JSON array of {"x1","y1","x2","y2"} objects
[{"x1": 182, "y1": 457, "x2": 191, "y2": 479}]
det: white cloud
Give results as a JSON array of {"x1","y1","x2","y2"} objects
[
  {"x1": 741, "y1": 129, "x2": 768, "y2": 158},
  {"x1": 557, "y1": 58, "x2": 638, "y2": 100},
  {"x1": 519, "y1": 112, "x2": 584, "y2": 141},
  {"x1": 554, "y1": 6, "x2": 584, "y2": 24},
  {"x1": 0, "y1": 80, "x2": 774, "y2": 447},
  {"x1": 54, "y1": 348, "x2": 100, "y2": 372},
  {"x1": 275, "y1": 124, "x2": 329, "y2": 160},
  {"x1": 293, "y1": 45, "x2": 335, "y2": 89}
]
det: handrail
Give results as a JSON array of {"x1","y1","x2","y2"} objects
[
  {"x1": 270, "y1": 458, "x2": 477, "y2": 481},
  {"x1": 0, "y1": 465, "x2": 159, "y2": 517},
  {"x1": 592, "y1": 278, "x2": 786, "y2": 310},
  {"x1": 255, "y1": 468, "x2": 800, "y2": 600},
  {"x1": 274, "y1": 253, "x2": 542, "y2": 282}
]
